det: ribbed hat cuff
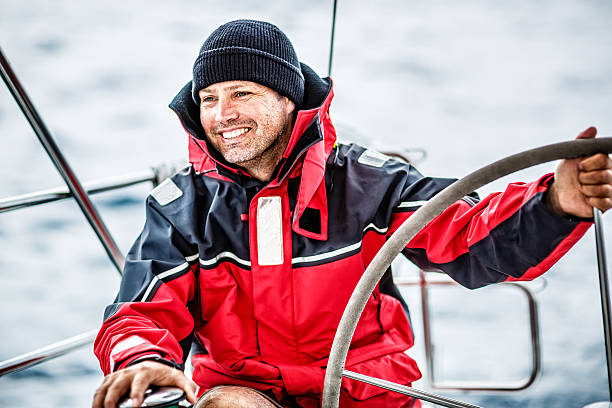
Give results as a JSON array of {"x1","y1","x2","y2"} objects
[{"x1": 192, "y1": 49, "x2": 305, "y2": 106}]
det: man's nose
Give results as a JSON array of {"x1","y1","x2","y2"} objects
[{"x1": 215, "y1": 98, "x2": 238, "y2": 122}]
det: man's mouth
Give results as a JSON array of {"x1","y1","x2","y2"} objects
[{"x1": 219, "y1": 127, "x2": 250, "y2": 139}]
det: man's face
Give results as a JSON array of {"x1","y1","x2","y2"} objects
[{"x1": 198, "y1": 80, "x2": 295, "y2": 169}]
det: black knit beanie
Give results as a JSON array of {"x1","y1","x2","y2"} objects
[{"x1": 192, "y1": 19, "x2": 305, "y2": 107}]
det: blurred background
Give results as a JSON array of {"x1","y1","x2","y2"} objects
[{"x1": 1, "y1": 0, "x2": 611, "y2": 406}]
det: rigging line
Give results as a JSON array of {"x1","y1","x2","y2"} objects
[{"x1": 327, "y1": 0, "x2": 338, "y2": 77}]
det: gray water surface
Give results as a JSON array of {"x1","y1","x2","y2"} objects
[{"x1": 1, "y1": 1, "x2": 611, "y2": 406}]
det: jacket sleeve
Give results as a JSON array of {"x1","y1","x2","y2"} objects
[
  {"x1": 94, "y1": 197, "x2": 199, "y2": 375},
  {"x1": 390, "y1": 173, "x2": 591, "y2": 289}
]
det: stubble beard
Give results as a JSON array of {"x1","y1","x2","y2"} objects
[
  {"x1": 212, "y1": 114, "x2": 293, "y2": 175},
  {"x1": 232, "y1": 118, "x2": 292, "y2": 173}
]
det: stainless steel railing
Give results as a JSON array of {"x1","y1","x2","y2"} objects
[
  {"x1": 396, "y1": 272, "x2": 541, "y2": 392},
  {"x1": 0, "y1": 330, "x2": 98, "y2": 377},
  {"x1": 0, "y1": 45, "x2": 195, "y2": 379},
  {"x1": 0, "y1": 161, "x2": 186, "y2": 377},
  {"x1": 0, "y1": 47, "x2": 125, "y2": 273},
  {"x1": 0, "y1": 170, "x2": 155, "y2": 214}
]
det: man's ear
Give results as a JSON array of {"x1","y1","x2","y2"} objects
[{"x1": 283, "y1": 97, "x2": 295, "y2": 116}]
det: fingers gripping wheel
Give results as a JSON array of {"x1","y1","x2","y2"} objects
[
  {"x1": 118, "y1": 386, "x2": 188, "y2": 408},
  {"x1": 322, "y1": 138, "x2": 612, "y2": 408}
]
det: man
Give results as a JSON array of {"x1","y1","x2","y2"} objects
[{"x1": 93, "y1": 20, "x2": 612, "y2": 408}]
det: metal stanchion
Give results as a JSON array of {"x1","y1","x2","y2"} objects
[
  {"x1": 590, "y1": 208, "x2": 612, "y2": 406},
  {"x1": 0, "y1": 47, "x2": 124, "y2": 273}
]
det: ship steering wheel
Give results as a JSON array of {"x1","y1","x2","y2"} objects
[{"x1": 321, "y1": 138, "x2": 612, "y2": 408}]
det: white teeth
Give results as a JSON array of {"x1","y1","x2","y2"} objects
[{"x1": 221, "y1": 128, "x2": 249, "y2": 139}]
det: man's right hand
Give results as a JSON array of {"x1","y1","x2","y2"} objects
[{"x1": 92, "y1": 360, "x2": 198, "y2": 408}]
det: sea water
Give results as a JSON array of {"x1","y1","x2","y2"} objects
[{"x1": 1, "y1": 1, "x2": 611, "y2": 406}]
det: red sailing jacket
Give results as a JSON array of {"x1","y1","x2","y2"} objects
[{"x1": 94, "y1": 63, "x2": 591, "y2": 407}]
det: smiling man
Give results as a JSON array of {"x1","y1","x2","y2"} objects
[
  {"x1": 93, "y1": 20, "x2": 612, "y2": 408},
  {"x1": 198, "y1": 80, "x2": 295, "y2": 181}
]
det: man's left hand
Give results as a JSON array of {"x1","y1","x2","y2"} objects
[{"x1": 547, "y1": 126, "x2": 612, "y2": 218}]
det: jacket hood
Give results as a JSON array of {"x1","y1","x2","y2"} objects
[{"x1": 169, "y1": 62, "x2": 337, "y2": 241}]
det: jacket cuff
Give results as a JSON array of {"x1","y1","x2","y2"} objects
[
  {"x1": 125, "y1": 355, "x2": 184, "y2": 371},
  {"x1": 108, "y1": 335, "x2": 177, "y2": 373}
]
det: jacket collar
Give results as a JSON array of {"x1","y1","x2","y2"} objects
[{"x1": 169, "y1": 63, "x2": 336, "y2": 241}]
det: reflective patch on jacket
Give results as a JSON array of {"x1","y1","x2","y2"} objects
[
  {"x1": 357, "y1": 149, "x2": 390, "y2": 167},
  {"x1": 150, "y1": 178, "x2": 183, "y2": 206}
]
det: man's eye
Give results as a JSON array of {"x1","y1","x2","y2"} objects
[
  {"x1": 201, "y1": 96, "x2": 215, "y2": 103},
  {"x1": 235, "y1": 91, "x2": 250, "y2": 97}
]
